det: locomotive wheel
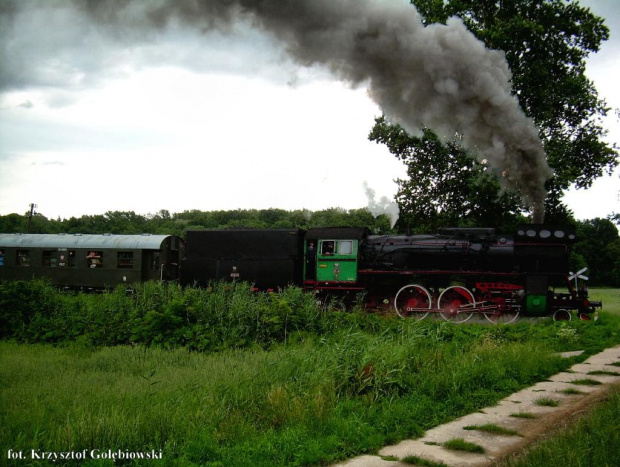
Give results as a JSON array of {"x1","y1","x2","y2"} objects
[
  {"x1": 438, "y1": 286, "x2": 475, "y2": 323},
  {"x1": 553, "y1": 309, "x2": 572, "y2": 321},
  {"x1": 394, "y1": 284, "x2": 432, "y2": 320},
  {"x1": 484, "y1": 310, "x2": 520, "y2": 324}
]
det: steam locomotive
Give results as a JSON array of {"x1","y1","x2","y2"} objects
[
  {"x1": 181, "y1": 225, "x2": 601, "y2": 322},
  {"x1": 0, "y1": 225, "x2": 602, "y2": 322}
]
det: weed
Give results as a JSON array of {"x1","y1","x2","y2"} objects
[
  {"x1": 510, "y1": 412, "x2": 537, "y2": 419},
  {"x1": 534, "y1": 397, "x2": 560, "y2": 407},
  {"x1": 587, "y1": 370, "x2": 620, "y2": 376},
  {"x1": 558, "y1": 388, "x2": 585, "y2": 395},
  {"x1": 571, "y1": 378, "x2": 603, "y2": 386},
  {"x1": 443, "y1": 438, "x2": 485, "y2": 454},
  {"x1": 556, "y1": 325, "x2": 579, "y2": 343},
  {"x1": 402, "y1": 455, "x2": 449, "y2": 466},
  {"x1": 463, "y1": 424, "x2": 520, "y2": 436}
]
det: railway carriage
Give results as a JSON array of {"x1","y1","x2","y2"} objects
[{"x1": 0, "y1": 233, "x2": 184, "y2": 289}]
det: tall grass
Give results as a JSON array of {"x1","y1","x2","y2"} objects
[
  {"x1": 1, "y1": 283, "x2": 619, "y2": 465},
  {"x1": 2, "y1": 326, "x2": 617, "y2": 465}
]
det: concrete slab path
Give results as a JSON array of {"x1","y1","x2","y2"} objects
[{"x1": 334, "y1": 346, "x2": 620, "y2": 467}]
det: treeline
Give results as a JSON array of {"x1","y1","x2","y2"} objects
[
  {"x1": 0, "y1": 208, "x2": 393, "y2": 237},
  {"x1": 1, "y1": 208, "x2": 619, "y2": 286}
]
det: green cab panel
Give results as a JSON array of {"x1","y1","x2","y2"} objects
[{"x1": 316, "y1": 239, "x2": 358, "y2": 282}]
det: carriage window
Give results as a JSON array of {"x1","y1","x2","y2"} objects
[
  {"x1": 338, "y1": 240, "x2": 353, "y2": 255},
  {"x1": 16, "y1": 250, "x2": 30, "y2": 267},
  {"x1": 42, "y1": 250, "x2": 59, "y2": 267},
  {"x1": 86, "y1": 251, "x2": 103, "y2": 268},
  {"x1": 117, "y1": 252, "x2": 134, "y2": 269},
  {"x1": 56, "y1": 250, "x2": 73, "y2": 268}
]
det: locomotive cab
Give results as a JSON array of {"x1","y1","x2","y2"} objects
[{"x1": 304, "y1": 227, "x2": 368, "y2": 289}]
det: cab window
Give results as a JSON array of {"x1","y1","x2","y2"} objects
[
  {"x1": 338, "y1": 240, "x2": 353, "y2": 255},
  {"x1": 321, "y1": 241, "x2": 335, "y2": 255}
]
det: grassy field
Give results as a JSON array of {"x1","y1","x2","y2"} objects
[
  {"x1": 588, "y1": 288, "x2": 620, "y2": 316},
  {"x1": 1, "y1": 287, "x2": 619, "y2": 466}
]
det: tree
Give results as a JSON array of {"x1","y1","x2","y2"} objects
[
  {"x1": 370, "y1": 120, "x2": 527, "y2": 232},
  {"x1": 372, "y1": 0, "x2": 618, "y2": 230},
  {"x1": 573, "y1": 218, "x2": 620, "y2": 286}
]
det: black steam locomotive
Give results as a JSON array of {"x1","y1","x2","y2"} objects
[
  {"x1": 0, "y1": 225, "x2": 601, "y2": 322},
  {"x1": 181, "y1": 225, "x2": 601, "y2": 322}
]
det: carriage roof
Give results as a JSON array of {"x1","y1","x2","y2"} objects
[{"x1": 0, "y1": 234, "x2": 172, "y2": 250}]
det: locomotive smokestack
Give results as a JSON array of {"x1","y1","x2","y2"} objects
[{"x1": 532, "y1": 204, "x2": 545, "y2": 224}]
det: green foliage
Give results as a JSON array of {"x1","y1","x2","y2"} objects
[
  {"x1": 0, "y1": 279, "x2": 62, "y2": 340},
  {"x1": 442, "y1": 438, "x2": 485, "y2": 454},
  {"x1": 0, "y1": 207, "x2": 396, "y2": 236},
  {"x1": 463, "y1": 424, "x2": 520, "y2": 436},
  {"x1": 533, "y1": 397, "x2": 560, "y2": 407},
  {"x1": 369, "y1": 120, "x2": 527, "y2": 232},
  {"x1": 572, "y1": 218, "x2": 620, "y2": 286},
  {"x1": 0, "y1": 281, "x2": 350, "y2": 351},
  {"x1": 1, "y1": 296, "x2": 620, "y2": 466}
]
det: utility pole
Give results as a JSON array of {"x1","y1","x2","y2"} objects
[{"x1": 27, "y1": 203, "x2": 37, "y2": 233}]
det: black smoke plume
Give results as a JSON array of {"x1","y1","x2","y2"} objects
[{"x1": 3, "y1": 0, "x2": 553, "y2": 221}]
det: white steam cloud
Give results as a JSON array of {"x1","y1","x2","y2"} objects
[{"x1": 364, "y1": 182, "x2": 399, "y2": 228}]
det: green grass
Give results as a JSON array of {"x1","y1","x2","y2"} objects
[
  {"x1": 402, "y1": 455, "x2": 448, "y2": 466},
  {"x1": 587, "y1": 370, "x2": 620, "y2": 376},
  {"x1": 557, "y1": 388, "x2": 585, "y2": 395},
  {"x1": 587, "y1": 288, "x2": 620, "y2": 316},
  {"x1": 0, "y1": 284, "x2": 619, "y2": 466},
  {"x1": 570, "y1": 378, "x2": 603, "y2": 386},
  {"x1": 443, "y1": 438, "x2": 485, "y2": 454},
  {"x1": 463, "y1": 424, "x2": 520, "y2": 436},
  {"x1": 510, "y1": 412, "x2": 538, "y2": 419},
  {"x1": 0, "y1": 335, "x2": 572, "y2": 466},
  {"x1": 534, "y1": 397, "x2": 561, "y2": 407}
]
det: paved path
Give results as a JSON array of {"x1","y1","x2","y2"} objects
[{"x1": 334, "y1": 346, "x2": 620, "y2": 467}]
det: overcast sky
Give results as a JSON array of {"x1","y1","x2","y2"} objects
[{"x1": 0, "y1": 0, "x2": 618, "y2": 222}]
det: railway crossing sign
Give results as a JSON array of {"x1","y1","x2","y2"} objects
[{"x1": 569, "y1": 267, "x2": 589, "y2": 287}]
